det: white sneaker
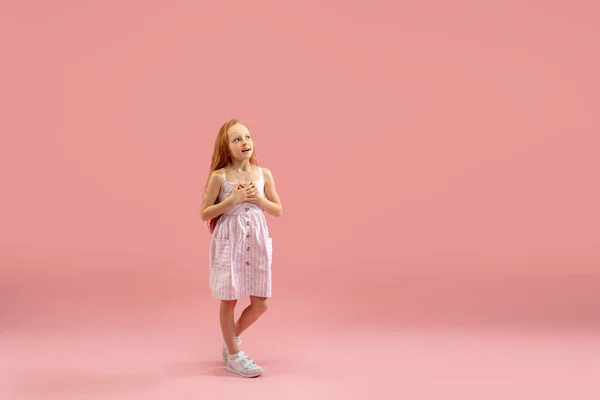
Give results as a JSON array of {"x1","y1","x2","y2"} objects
[
  {"x1": 221, "y1": 336, "x2": 242, "y2": 362},
  {"x1": 226, "y1": 351, "x2": 264, "y2": 378}
]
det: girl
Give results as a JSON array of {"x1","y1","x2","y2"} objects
[{"x1": 200, "y1": 119, "x2": 282, "y2": 378}]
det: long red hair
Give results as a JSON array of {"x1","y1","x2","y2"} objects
[{"x1": 204, "y1": 119, "x2": 258, "y2": 233}]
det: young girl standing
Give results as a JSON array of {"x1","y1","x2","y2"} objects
[{"x1": 200, "y1": 119, "x2": 282, "y2": 378}]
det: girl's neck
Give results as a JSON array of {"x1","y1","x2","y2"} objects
[{"x1": 228, "y1": 160, "x2": 253, "y2": 171}]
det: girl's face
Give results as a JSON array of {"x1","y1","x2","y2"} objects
[{"x1": 227, "y1": 123, "x2": 253, "y2": 161}]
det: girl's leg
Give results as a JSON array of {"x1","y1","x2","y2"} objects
[
  {"x1": 224, "y1": 297, "x2": 266, "y2": 378},
  {"x1": 235, "y1": 296, "x2": 269, "y2": 337},
  {"x1": 220, "y1": 299, "x2": 239, "y2": 355}
]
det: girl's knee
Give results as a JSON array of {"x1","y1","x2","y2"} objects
[{"x1": 251, "y1": 297, "x2": 269, "y2": 313}]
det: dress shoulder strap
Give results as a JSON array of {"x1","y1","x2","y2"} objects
[
  {"x1": 258, "y1": 167, "x2": 264, "y2": 181},
  {"x1": 221, "y1": 168, "x2": 227, "y2": 183}
]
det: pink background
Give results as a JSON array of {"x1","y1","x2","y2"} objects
[{"x1": 1, "y1": 1, "x2": 599, "y2": 398}]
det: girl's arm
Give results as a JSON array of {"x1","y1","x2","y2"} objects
[
  {"x1": 254, "y1": 168, "x2": 283, "y2": 217},
  {"x1": 200, "y1": 172, "x2": 235, "y2": 221}
]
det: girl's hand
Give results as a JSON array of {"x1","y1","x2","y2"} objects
[
  {"x1": 245, "y1": 182, "x2": 263, "y2": 204},
  {"x1": 228, "y1": 183, "x2": 247, "y2": 204}
]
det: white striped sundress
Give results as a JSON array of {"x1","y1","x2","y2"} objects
[{"x1": 209, "y1": 167, "x2": 273, "y2": 300}]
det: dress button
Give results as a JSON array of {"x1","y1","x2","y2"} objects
[
  {"x1": 245, "y1": 207, "x2": 249, "y2": 211},
  {"x1": 246, "y1": 261, "x2": 250, "y2": 265},
  {"x1": 246, "y1": 234, "x2": 250, "y2": 238},
  {"x1": 246, "y1": 221, "x2": 250, "y2": 226},
  {"x1": 246, "y1": 247, "x2": 250, "y2": 251}
]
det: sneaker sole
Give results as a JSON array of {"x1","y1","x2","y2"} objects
[{"x1": 226, "y1": 366, "x2": 263, "y2": 378}]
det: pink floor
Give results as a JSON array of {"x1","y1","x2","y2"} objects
[{"x1": 2, "y1": 293, "x2": 599, "y2": 400}]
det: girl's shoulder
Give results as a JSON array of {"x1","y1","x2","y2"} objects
[
  {"x1": 256, "y1": 166, "x2": 276, "y2": 183},
  {"x1": 208, "y1": 167, "x2": 224, "y2": 174},
  {"x1": 208, "y1": 168, "x2": 226, "y2": 183},
  {"x1": 256, "y1": 165, "x2": 273, "y2": 176}
]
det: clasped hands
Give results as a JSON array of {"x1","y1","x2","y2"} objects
[{"x1": 229, "y1": 182, "x2": 262, "y2": 204}]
